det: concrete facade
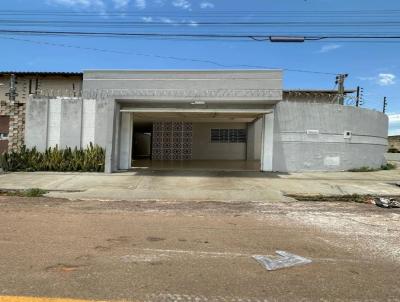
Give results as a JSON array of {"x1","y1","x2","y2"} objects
[
  {"x1": 20, "y1": 69, "x2": 389, "y2": 173},
  {"x1": 388, "y1": 135, "x2": 400, "y2": 151},
  {"x1": 25, "y1": 97, "x2": 95, "y2": 151},
  {"x1": 272, "y1": 102, "x2": 388, "y2": 171},
  {"x1": 0, "y1": 72, "x2": 82, "y2": 152}
]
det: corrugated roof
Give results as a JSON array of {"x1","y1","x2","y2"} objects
[{"x1": 0, "y1": 71, "x2": 82, "y2": 76}]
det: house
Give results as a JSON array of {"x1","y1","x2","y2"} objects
[{"x1": 3, "y1": 70, "x2": 388, "y2": 172}]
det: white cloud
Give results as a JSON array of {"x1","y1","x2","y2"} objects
[
  {"x1": 134, "y1": 0, "x2": 146, "y2": 9},
  {"x1": 388, "y1": 114, "x2": 400, "y2": 135},
  {"x1": 318, "y1": 44, "x2": 342, "y2": 53},
  {"x1": 112, "y1": 0, "x2": 130, "y2": 9},
  {"x1": 200, "y1": 1, "x2": 214, "y2": 9},
  {"x1": 47, "y1": 0, "x2": 105, "y2": 10},
  {"x1": 388, "y1": 114, "x2": 400, "y2": 123},
  {"x1": 358, "y1": 73, "x2": 396, "y2": 86},
  {"x1": 160, "y1": 17, "x2": 174, "y2": 24},
  {"x1": 154, "y1": 0, "x2": 166, "y2": 6},
  {"x1": 172, "y1": 0, "x2": 191, "y2": 10},
  {"x1": 378, "y1": 73, "x2": 396, "y2": 86},
  {"x1": 188, "y1": 20, "x2": 198, "y2": 27},
  {"x1": 141, "y1": 16, "x2": 153, "y2": 22}
]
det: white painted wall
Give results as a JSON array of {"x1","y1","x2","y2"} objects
[
  {"x1": 81, "y1": 99, "x2": 96, "y2": 147},
  {"x1": 247, "y1": 118, "x2": 263, "y2": 160},
  {"x1": 47, "y1": 98, "x2": 61, "y2": 148},
  {"x1": 272, "y1": 102, "x2": 388, "y2": 171},
  {"x1": 192, "y1": 122, "x2": 247, "y2": 160}
]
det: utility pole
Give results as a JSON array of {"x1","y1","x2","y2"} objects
[
  {"x1": 356, "y1": 86, "x2": 360, "y2": 107},
  {"x1": 356, "y1": 86, "x2": 364, "y2": 107},
  {"x1": 383, "y1": 96, "x2": 388, "y2": 113},
  {"x1": 336, "y1": 73, "x2": 348, "y2": 105},
  {"x1": 5, "y1": 74, "x2": 18, "y2": 103}
]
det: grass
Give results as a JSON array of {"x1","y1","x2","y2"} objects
[
  {"x1": 286, "y1": 193, "x2": 370, "y2": 203},
  {"x1": 349, "y1": 163, "x2": 397, "y2": 172},
  {"x1": 0, "y1": 188, "x2": 48, "y2": 197}
]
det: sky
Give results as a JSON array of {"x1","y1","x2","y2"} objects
[{"x1": 0, "y1": 0, "x2": 400, "y2": 134}]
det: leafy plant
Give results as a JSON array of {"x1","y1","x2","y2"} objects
[
  {"x1": 349, "y1": 163, "x2": 396, "y2": 172},
  {"x1": 23, "y1": 188, "x2": 48, "y2": 197},
  {"x1": 381, "y1": 163, "x2": 397, "y2": 170},
  {"x1": 0, "y1": 143, "x2": 105, "y2": 172}
]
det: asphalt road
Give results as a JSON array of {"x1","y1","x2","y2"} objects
[{"x1": 0, "y1": 196, "x2": 399, "y2": 302}]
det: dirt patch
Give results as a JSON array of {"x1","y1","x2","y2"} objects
[
  {"x1": 147, "y1": 236, "x2": 166, "y2": 242},
  {"x1": 45, "y1": 263, "x2": 85, "y2": 273}
]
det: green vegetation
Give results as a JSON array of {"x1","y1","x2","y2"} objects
[
  {"x1": 381, "y1": 163, "x2": 397, "y2": 170},
  {"x1": 349, "y1": 163, "x2": 397, "y2": 172},
  {"x1": 348, "y1": 166, "x2": 378, "y2": 172},
  {"x1": 23, "y1": 188, "x2": 48, "y2": 197},
  {"x1": 0, "y1": 143, "x2": 105, "y2": 172},
  {"x1": 286, "y1": 193, "x2": 370, "y2": 203},
  {"x1": 0, "y1": 188, "x2": 48, "y2": 197}
]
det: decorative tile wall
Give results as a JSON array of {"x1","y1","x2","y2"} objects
[{"x1": 152, "y1": 122, "x2": 193, "y2": 160}]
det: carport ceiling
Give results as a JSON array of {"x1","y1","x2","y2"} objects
[{"x1": 132, "y1": 112, "x2": 263, "y2": 123}]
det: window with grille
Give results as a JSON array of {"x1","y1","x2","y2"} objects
[{"x1": 210, "y1": 129, "x2": 246, "y2": 143}]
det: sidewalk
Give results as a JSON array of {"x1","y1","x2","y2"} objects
[{"x1": 1, "y1": 169, "x2": 400, "y2": 202}]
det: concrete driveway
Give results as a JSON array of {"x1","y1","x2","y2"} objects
[{"x1": 1, "y1": 169, "x2": 400, "y2": 202}]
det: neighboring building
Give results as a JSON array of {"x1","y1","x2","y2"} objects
[
  {"x1": 388, "y1": 135, "x2": 400, "y2": 151},
  {"x1": 6, "y1": 69, "x2": 388, "y2": 173},
  {"x1": 283, "y1": 89, "x2": 356, "y2": 103},
  {"x1": 0, "y1": 72, "x2": 82, "y2": 153}
]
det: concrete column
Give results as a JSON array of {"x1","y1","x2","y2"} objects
[
  {"x1": 104, "y1": 100, "x2": 120, "y2": 173},
  {"x1": 261, "y1": 111, "x2": 274, "y2": 172},
  {"x1": 25, "y1": 96, "x2": 49, "y2": 151},
  {"x1": 118, "y1": 112, "x2": 133, "y2": 170},
  {"x1": 246, "y1": 122, "x2": 256, "y2": 160}
]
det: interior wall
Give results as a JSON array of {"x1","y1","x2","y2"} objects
[
  {"x1": 192, "y1": 122, "x2": 247, "y2": 160},
  {"x1": 247, "y1": 118, "x2": 263, "y2": 160},
  {"x1": 152, "y1": 121, "x2": 193, "y2": 160}
]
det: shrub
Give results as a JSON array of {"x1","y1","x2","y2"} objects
[
  {"x1": 388, "y1": 147, "x2": 400, "y2": 153},
  {"x1": 348, "y1": 166, "x2": 377, "y2": 172},
  {"x1": 23, "y1": 188, "x2": 48, "y2": 197},
  {"x1": 381, "y1": 163, "x2": 397, "y2": 170},
  {"x1": 0, "y1": 143, "x2": 105, "y2": 172},
  {"x1": 349, "y1": 163, "x2": 397, "y2": 172}
]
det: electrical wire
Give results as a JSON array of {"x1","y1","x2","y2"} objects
[
  {"x1": 1, "y1": 29, "x2": 400, "y2": 40},
  {"x1": 0, "y1": 35, "x2": 338, "y2": 75}
]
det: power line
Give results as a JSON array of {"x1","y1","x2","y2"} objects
[
  {"x1": 3, "y1": 9, "x2": 400, "y2": 15},
  {"x1": 2, "y1": 29, "x2": 400, "y2": 40},
  {"x1": 4, "y1": 20, "x2": 400, "y2": 26},
  {"x1": 0, "y1": 35, "x2": 338, "y2": 75}
]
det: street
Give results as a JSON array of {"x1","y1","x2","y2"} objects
[{"x1": 0, "y1": 195, "x2": 399, "y2": 301}]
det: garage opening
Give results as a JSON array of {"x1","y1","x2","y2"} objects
[{"x1": 127, "y1": 111, "x2": 266, "y2": 172}]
